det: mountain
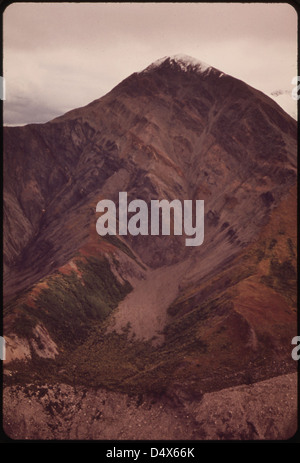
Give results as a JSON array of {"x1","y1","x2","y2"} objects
[{"x1": 3, "y1": 55, "x2": 297, "y2": 440}]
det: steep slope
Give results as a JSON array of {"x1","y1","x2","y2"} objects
[
  {"x1": 4, "y1": 55, "x2": 296, "y2": 298},
  {"x1": 3, "y1": 55, "x2": 297, "y2": 440}
]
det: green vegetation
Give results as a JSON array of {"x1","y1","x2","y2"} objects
[
  {"x1": 5, "y1": 256, "x2": 132, "y2": 347},
  {"x1": 103, "y1": 234, "x2": 136, "y2": 260},
  {"x1": 5, "y1": 318, "x2": 207, "y2": 395},
  {"x1": 4, "y1": 231, "x2": 296, "y2": 397},
  {"x1": 13, "y1": 311, "x2": 38, "y2": 338},
  {"x1": 166, "y1": 294, "x2": 232, "y2": 342},
  {"x1": 5, "y1": 281, "x2": 229, "y2": 395},
  {"x1": 103, "y1": 234, "x2": 147, "y2": 270}
]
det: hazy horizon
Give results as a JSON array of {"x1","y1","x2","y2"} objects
[{"x1": 3, "y1": 2, "x2": 298, "y2": 125}]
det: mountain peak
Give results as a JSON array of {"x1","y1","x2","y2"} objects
[{"x1": 142, "y1": 54, "x2": 214, "y2": 75}]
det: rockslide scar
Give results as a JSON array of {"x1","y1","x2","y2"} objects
[{"x1": 96, "y1": 192, "x2": 204, "y2": 247}]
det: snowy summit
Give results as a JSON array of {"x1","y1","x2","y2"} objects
[{"x1": 142, "y1": 54, "x2": 213, "y2": 75}]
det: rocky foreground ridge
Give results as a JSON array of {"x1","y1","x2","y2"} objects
[{"x1": 3, "y1": 373, "x2": 297, "y2": 440}]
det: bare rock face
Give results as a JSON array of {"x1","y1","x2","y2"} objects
[
  {"x1": 4, "y1": 323, "x2": 58, "y2": 363},
  {"x1": 3, "y1": 55, "x2": 297, "y2": 440},
  {"x1": 4, "y1": 335, "x2": 31, "y2": 363}
]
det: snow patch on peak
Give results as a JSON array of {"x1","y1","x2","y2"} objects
[
  {"x1": 143, "y1": 54, "x2": 213, "y2": 75},
  {"x1": 168, "y1": 54, "x2": 211, "y2": 72}
]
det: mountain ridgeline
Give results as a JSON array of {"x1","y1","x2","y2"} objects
[{"x1": 3, "y1": 55, "x2": 297, "y2": 440}]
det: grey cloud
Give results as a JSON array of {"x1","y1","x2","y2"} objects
[
  {"x1": 4, "y1": 3, "x2": 296, "y2": 49},
  {"x1": 3, "y1": 3, "x2": 297, "y2": 125},
  {"x1": 4, "y1": 95, "x2": 66, "y2": 126}
]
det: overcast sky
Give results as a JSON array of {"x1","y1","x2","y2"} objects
[{"x1": 3, "y1": 2, "x2": 298, "y2": 125}]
